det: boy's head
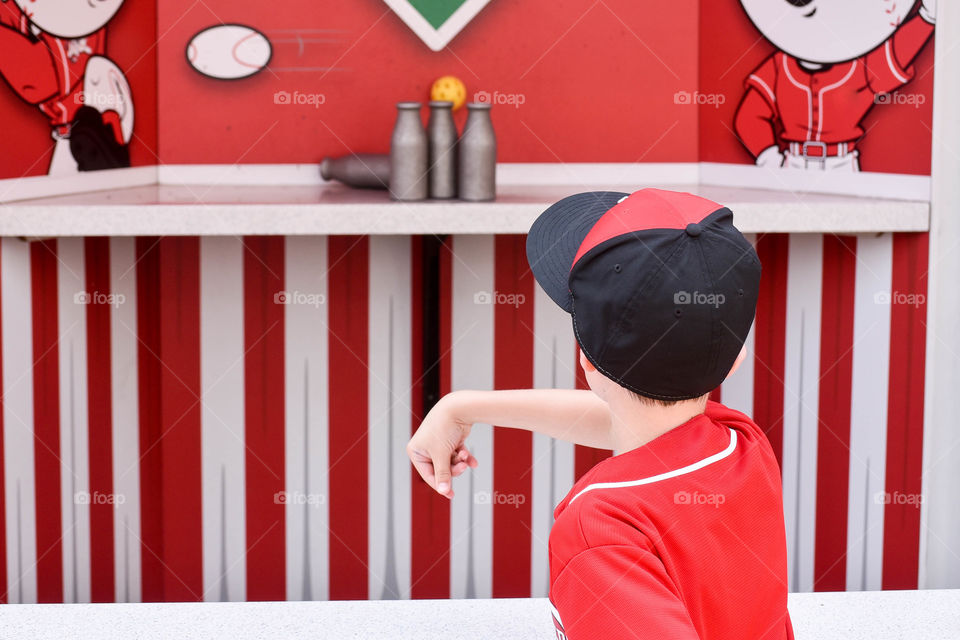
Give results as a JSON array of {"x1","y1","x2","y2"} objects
[{"x1": 526, "y1": 188, "x2": 761, "y2": 403}]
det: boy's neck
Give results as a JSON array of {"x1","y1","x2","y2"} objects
[{"x1": 606, "y1": 394, "x2": 709, "y2": 454}]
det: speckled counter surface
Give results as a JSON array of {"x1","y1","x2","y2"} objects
[
  {"x1": 0, "y1": 183, "x2": 929, "y2": 237},
  {"x1": 0, "y1": 590, "x2": 956, "y2": 639}
]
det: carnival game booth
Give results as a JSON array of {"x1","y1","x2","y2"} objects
[{"x1": 0, "y1": 0, "x2": 956, "y2": 637}]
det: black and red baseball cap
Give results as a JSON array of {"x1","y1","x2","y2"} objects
[{"x1": 526, "y1": 188, "x2": 760, "y2": 401}]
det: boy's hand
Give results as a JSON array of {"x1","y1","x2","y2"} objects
[{"x1": 406, "y1": 392, "x2": 479, "y2": 499}]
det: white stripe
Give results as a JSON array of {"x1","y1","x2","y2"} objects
[
  {"x1": 721, "y1": 236, "x2": 757, "y2": 416},
  {"x1": 199, "y1": 237, "x2": 247, "y2": 602},
  {"x1": 57, "y1": 238, "x2": 90, "y2": 603},
  {"x1": 530, "y1": 281, "x2": 577, "y2": 597},
  {"x1": 2, "y1": 238, "x2": 38, "y2": 603},
  {"x1": 845, "y1": 233, "x2": 892, "y2": 591},
  {"x1": 109, "y1": 238, "x2": 140, "y2": 603},
  {"x1": 449, "y1": 235, "x2": 495, "y2": 599},
  {"x1": 569, "y1": 429, "x2": 738, "y2": 505},
  {"x1": 782, "y1": 56, "x2": 813, "y2": 141},
  {"x1": 723, "y1": 321, "x2": 756, "y2": 416},
  {"x1": 284, "y1": 236, "x2": 329, "y2": 601},
  {"x1": 781, "y1": 234, "x2": 823, "y2": 593},
  {"x1": 816, "y1": 61, "x2": 858, "y2": 141},
  {"x1": 885, "y1": 39, "x2": 910, "y2": 85},
  {"x1": 749, "y1": 74, "x2": 777, "y2": 105},
  {"x1": 367, "y1": 236, "x2": 412, "y2": 600}
]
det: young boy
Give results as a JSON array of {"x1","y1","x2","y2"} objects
[{"x1": 407, "y1": 188, "x2": 794, "y2": 639}]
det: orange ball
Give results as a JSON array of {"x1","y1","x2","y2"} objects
[{"x1": 430, "y1": 76, "x2": 467, "y2": 111}]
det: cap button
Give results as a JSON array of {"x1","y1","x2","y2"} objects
[{"x1": 685, "y1": 222, "x2": 702, "y2": 237}]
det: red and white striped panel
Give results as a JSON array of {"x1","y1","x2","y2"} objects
[{"x1": 0, "y1": 232, "x2": 935, "y2": 602}]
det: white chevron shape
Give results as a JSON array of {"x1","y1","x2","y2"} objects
[{"x1": 382, "y1": 0, "x2": 494, "y2": 51}]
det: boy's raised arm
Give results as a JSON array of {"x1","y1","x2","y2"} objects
[{"x1": 406, "y1": 388, "x2": 613, "y2": 498}]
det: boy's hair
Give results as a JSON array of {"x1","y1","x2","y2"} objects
[{"x1": 626, "y1": 388, "x2": 708, "y2": 407}]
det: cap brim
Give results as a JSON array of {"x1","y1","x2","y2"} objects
[{"x1": 525, "y1": 191, "x2": 629, "y2": 313}]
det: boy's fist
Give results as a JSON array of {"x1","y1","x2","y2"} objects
[{"x1": 406, "y1": 392, "x2": 479, "y2": 499}]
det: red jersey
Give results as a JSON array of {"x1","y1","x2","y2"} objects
[
  {"x1": 548, "y1": 401, "x2": 793, "y2": 640},
  {"x1": 0, "y1": 3, "x2": 105, "y2": 132},
  {"x1": 735, "y1": 15, "x2": 934, "y2": 156}
]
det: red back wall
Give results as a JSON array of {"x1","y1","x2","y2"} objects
[
  {"x1": 157, "y1": 0, "x2": 700, "y2": 164},
  {"x1": 0, "y1": 2, "x2": 935, "y2": 178}
]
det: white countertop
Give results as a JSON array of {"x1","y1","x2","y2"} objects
[
  {"x1": 0, "y1": 183, "x2": 929, "y2": 237},
  {"x1": 0, "y1": 590, "x2": 956, "y2": 639}
]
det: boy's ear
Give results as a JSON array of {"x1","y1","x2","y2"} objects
[
  {"x1": 727, "y1": 345, "x2": 748, "y2": 377},
  {"x1": 579, "y1": 348, "x2": 597, "y2": 373}
]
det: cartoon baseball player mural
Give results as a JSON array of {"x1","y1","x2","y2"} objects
[
  {"x1": 0, "y1": 0, "x2": 134, "y2": 175},
  {"x1": 735, "y1": 0, "x2": 935, "y2": 171}
]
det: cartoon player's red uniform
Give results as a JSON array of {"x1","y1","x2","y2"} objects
[
  {"x1": 734, "y1": 0, "x2": 935, "y2": 172},
  {"x1": 0, "y1": 2, "x2": 106, "y2": 138},
  {"x1": 735, "y1": 14, "x2": 933, "y2": 168}
]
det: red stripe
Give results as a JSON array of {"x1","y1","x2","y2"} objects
[
  {"x1": 492, "y1": 235, "x2": 534, "y2": 597},
  {"x1": 882, "y1": 232, "x2": 928, "y2": 589},
  {"x1": 327, "y1": 236, "x2": 369, "y2": 599},
  {"x1": 158, "y1": 238, "x2": 203, "y2": 600},
  {"x1": 753, "y1": 234, "x2": 789, "y2": 469},
  {"x1": 708, "y1": 386, "x2": 722, "y2": 403},
  {"x1": 84, "y1": 238, "x2": 115, "y2": 602},
  {"x1": 573, "y1": 343, "x2": 613, "y2": 479},
  {"x1": 30, "y1": 240, "x2": 63, "y2": 603},
  {"x1": 410, "y1": 236, "x2": 450, "y2": 599},
  {"x1": 0, "y1": 240, "x2": 6, "y2": 604},
  {"x1": 136, "y1": 238, "x2": 164, "y2": 601},
  {"x1": 243, "y1": 237, "x2": 286, "y2": 600},
  {"x1": 814, "y1": 235, "x2": 857, "y2": 591}
]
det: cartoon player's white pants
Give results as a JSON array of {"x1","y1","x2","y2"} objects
[
  {"x1": 783, "y1": 150, "x2": 861, "y2": 172},
  {"x1": 48, "y1": 136, "x2": 79, "y2": 176}
]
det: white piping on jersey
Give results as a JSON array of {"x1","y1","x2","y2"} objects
[
  {"x1": 885, "y1": 39, "x2": 910, "y2": 84},
  {"x1": 816, "y1": 61, "x2": 858, "y2": 141},
  {"x1": 55, "y1": 39, "x2": 70, "y2": 96},
  {"x1": 782, "y1": 56, "x2": 858, "y2": 142},
  {"x1": 568, "y1": 428, "x2": 738, "y2": 505},
  {"x1": 749, "y1": 74, "x2": 777, "y2": 105},
  {"x1": 782, "y1": 57, "x2": 813, "y2": 141},
  {"x1": 548, "y1": 599, "x2": 564, "y2": 627}
]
